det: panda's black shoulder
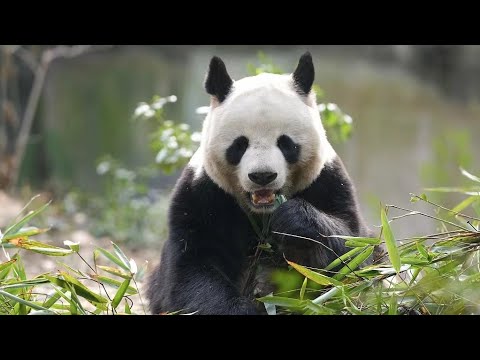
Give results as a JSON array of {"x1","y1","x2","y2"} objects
[
  {"x1": 169, "y1": 166, "x2": 239, "y2": 220},
  {"x1": 168, "y1": 166, "x2": 253, "y2": 248}
]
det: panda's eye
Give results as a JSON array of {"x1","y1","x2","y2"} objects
[
  {"x1": 226, "y1": 136, "x2": 249, "y2": 165},
  {"x1": 277, "y1": 135, "x2": 300, "y2": 164}
]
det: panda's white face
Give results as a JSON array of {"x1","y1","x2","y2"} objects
[{"x1": 191, "y1": 55, "x2": 336, "y2": 214}]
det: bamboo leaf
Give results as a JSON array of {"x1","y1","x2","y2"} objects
[
  {"x1": 112, "y1": 278, "x2": 131, "y2": 309},
  {"x1": 325, "y1": 246, "x2": 364, "y2": 271},
  {"x1": 124, "y1": 299, "x2": 132, "y2": 314},
  {"x1": 44, "y1": 274, "x2": 108, "y2": 304},
  {"x1": 91, "y1": 275, "x2": 138, "y2": 295},
  {"x1": 8, "y1": 238, "x2": 73, "y2": 256},
  {"x1": 96, "y1": 248, "x2": 130, "y2": 271},
  {"x1": 0, "y1": 259, "x2": 16, "y2": 272},
  {"x1": 97, "y1": 265, "x2": 131, "y2": 279},
  {"x1": 460, "y1": 168, "x2": 480, "y2": 183},
  {"x1": 327, "y1": 235, "x2": 381, "y2": 245},
  {"x1": 3, "y1": 201, "x2": 51, "y2": 238},
  {"x1": 416, "y1": 242, "x2": 429, "y2": 260},
  {"x1": 257, "y1": 295, "x2": 305, "y2": 308},
  {"x1": 111, "y1": 242, "x2": 131, "y2": 271},
  {"x1": 333, "y1": 246, "x2": 374, "y2": 281},
  {"x1": 2, "y1": 227, "x2": 50, "y2": 241},
  {"x1": 424, "y1": 187, "x2": 480, "y2": 195},
  {"x1": 381, "y1": 208, "x2": 401, "y2": 273},
  {"x1": 63, "y1": 240, "x2": 80, "y2": 253},
  {"x1": 0, "y1": 289, "x2": 56, "y2": 313},
  {"x1": 451, "y1": 196, "x2": 480, "y2": 214},
  {"x1": 287, "y1": 260, "x2": 343, "y2": 286},
  {"x1": 299, "y1": 277, "x2": 308, "y2": 300}
]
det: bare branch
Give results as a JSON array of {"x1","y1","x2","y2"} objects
[
  {"x1": 8, "y1": 45, "x2": 113, "y2": 190},
  {"x1": 11, "y1": 46, "x2": 38, "y2": 73}
]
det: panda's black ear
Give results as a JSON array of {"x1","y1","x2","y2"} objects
[
  {"x1": 292, "y1": 52, "x2": 315, "y2": 95},
  {"x1": 205, "y1": 56, "x2": 233, "y2": 103}
]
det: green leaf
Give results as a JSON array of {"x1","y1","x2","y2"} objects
[
  {"x1": 451, "y1": 196, "x2": 480, "y2": 214},
  {"x1": 124, "y1": 299, "x2": 132, "y2": 314},
  {"x1": 257, "y1": 295, "x2": 305, "y2": 308},
  {"x1": 110, "y1": 242, "x2": 131, "y2": 271},
  {"x1": 63, "y1": 281, "x2": 86, "y2": 315},
  {"x1": 8, "y1": 238, "x2": 73, "y2": 256},
  {"x1": 328, "y1": 235, "x2": 381, "y2": 245},
  {"x1": 97, "y1": 265, "x2": 131, "y2": 279},
  {"x1": 91, "y1": 275, "x2": 138, "y2": 295},
  {"x1": 96, "y1": 248, "x2": 130, "y2": 271},
  {"x1": 333, "y1": 246, "x2": 375, "y2": 281},
  {"x1": 0, "y1": 259, "x2": 16, "y2": 272},
  {"x1": 287, "y1": 260, "x2": 343, "y2": 286},
  {"x1": 0, "y1": 289, "x2": 56, "y2": 313},
  {"x1": 381, "y1": 208, "x2": 401, "y2": 273},
  {"x1": 400, "y1": 257, "x2": 430, "y2": 266},
  {"x1": 324, "y1": 246, "x2": 364, "y2": 271},
  {"x1": 44, "y1": 274, "x2": 108, "y2": 304},
  {"x1": 3, "y1": 201, "x2": 51, "y2": 238},
  {"x1": 299, "y1": 277, "x2": 308, "y2": 300},
  {"x1": 1, "y1": 227, "x2": 50, "y2": 241},
  {"x1": 112, "y1": 278, "x2": 131, "y2": 310},
  {"x1": 388, "y1": 294, "x2": 397, "y2": 315},
  {"x1": 345, "y1": 240, "x2": 377, "y2": 247},
  {"x1": 0, "y1": 278, "x2": 49, "y2": 290},
  {"x1": 460, "y1": 168, "x2": 480, "y2": 183},
  {"x1": 416, "y1": 242, "x2": 429, "y2": 260},
  {"x1": 424, "y1": 187, "x2": 480, "y2": 195},
  {"x1": 63, "y1": 240, "x2": 80, "y2": 253},
  {"x1": 42, "y1": 291, "x2": 63, "y2": 309}
]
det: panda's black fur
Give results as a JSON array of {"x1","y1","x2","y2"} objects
[
  {"x1": 147, "y1": 157, "x2": 373, "y2": 315},
  {"x1": 147, "y1": 53, "x2": 376, "y2": 315}
]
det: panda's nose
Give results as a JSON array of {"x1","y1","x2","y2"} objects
[{"x1": 248, "y1": 172, "x2": 277, "y2": 186}]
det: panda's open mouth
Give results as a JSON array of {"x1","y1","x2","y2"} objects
[{"x1": 249, "y1": 189, "x2": 276, "y2": 207}]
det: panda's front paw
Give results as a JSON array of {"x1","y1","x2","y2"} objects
[{"x1": 270, "y1": 198, "x2": 317, "y2": 248}]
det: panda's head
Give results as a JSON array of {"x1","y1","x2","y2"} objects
[{"x1": 193, "y1": 52, "x2": 336, "y2": 214}]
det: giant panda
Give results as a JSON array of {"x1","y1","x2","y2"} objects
[{"x1": 147, "y1": 52, "x2": 375, "y2": 315}]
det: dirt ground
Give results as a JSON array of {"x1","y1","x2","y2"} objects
[{"x1": 0, "y1": 191, "x2": 162, "y2": 314}]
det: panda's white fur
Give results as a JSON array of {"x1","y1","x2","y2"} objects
[{"x1": 190, "y1": 72, "x2": 336, "y2": 213}]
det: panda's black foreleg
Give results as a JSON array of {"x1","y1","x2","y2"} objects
[
  {"x1": 148, "y1": 241, "x2": 258, "y2": 315},
  {"x1": 270, "y1": 197, "x2": 353, "y2": 269}
]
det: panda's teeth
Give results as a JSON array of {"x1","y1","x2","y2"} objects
[{"x1": 251, "y1": 190, "x2": 275, "y2": 205}]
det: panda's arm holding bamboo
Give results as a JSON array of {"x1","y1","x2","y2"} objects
[{"x1": 270, "y1": 157, "x2": 371, "y2": 268}]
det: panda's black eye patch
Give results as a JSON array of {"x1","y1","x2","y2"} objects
[
  {"x1": 277, "y1": 135, "x2": 300, "y2": 164},
  {"x1": 226, "y1": 136, "x2": 249, "y2": 165}
]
